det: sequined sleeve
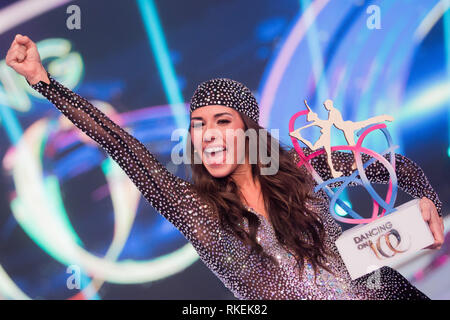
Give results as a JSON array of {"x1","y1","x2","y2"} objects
[
  {"x1": 288, "y1": 147, "x2": 443, "y2": 217},
  {"x1": 26, "y1": 71, "x2": 221, "y2": 247}
]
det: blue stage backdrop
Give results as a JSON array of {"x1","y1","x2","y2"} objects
[{"x1": 0, "y1": 0, "x2": 448, "y2": 300}]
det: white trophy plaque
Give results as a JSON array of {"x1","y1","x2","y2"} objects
[{"x1": 335, "y1": 199, "x2": 434, "y2": 280}]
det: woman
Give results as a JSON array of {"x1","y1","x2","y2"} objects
[{"x1": 6, "y1": 34, "x2": 444, "y2": 300}]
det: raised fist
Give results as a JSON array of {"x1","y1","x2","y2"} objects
[{"x1": 5, "y1": 34, "x2": 49, "y2": 85}]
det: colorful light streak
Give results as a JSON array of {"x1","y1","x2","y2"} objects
[{"x1": 135, "y1": 0, "x2": 189, "y2": 135}]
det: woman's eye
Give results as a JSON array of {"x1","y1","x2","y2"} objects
[{"x1": 218, "y1": 119, "x2": 230, "y2": 124}]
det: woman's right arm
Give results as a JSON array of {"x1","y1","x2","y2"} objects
[{"x1": 27, "y1": 71, "x2": 204, "y2": 226}]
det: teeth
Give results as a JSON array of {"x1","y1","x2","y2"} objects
[{"x1": 205, "y1": 146, "x2": 225, "y2": 153}]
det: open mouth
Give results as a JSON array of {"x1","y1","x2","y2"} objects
[{"x1": 204, "y1": 146, "x2": 227, "y2": 165}]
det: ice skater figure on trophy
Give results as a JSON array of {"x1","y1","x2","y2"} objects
[{"x1": 289, "y1": 99, "x2": 394, "y2": 179}]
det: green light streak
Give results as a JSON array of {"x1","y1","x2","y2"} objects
[{"x1": 136, "y1": 0, "x2": 189, "y2": 137}]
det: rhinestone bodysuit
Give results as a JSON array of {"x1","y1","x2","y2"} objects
[{"x1": 28, "y1": 72, "x2": 442, "y2": 300}]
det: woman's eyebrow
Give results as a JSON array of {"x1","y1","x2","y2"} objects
[{"x1": 190, "y1": 112, "x2": 233, "y2": 121}]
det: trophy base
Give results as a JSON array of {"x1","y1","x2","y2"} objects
[{"x1": 335, "y1": 198, "x2": 434, "y2": 280}]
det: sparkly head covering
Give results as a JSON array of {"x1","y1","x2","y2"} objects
[{"x1": 189, "y1": 78, "x2": 259, "y2": 123}]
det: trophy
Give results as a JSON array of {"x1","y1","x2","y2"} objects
[{"x1": 289, "y1": 100, "x2": 434, "y2": 280}]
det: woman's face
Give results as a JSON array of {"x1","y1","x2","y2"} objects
[{"x1": 190, "y1": 105, "x2": 247, "y2": 178}]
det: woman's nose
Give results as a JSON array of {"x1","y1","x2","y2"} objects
[
  {"x1": 203, "y1": 125, "x2": 221, "y2": 143},
  {"x1": 203, "y1": 129, "x2": 215, "y2": 142}
]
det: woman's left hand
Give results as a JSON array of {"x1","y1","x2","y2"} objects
[{"x1": 420, "y1": 197, "x2": 445, "y2": 250}]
